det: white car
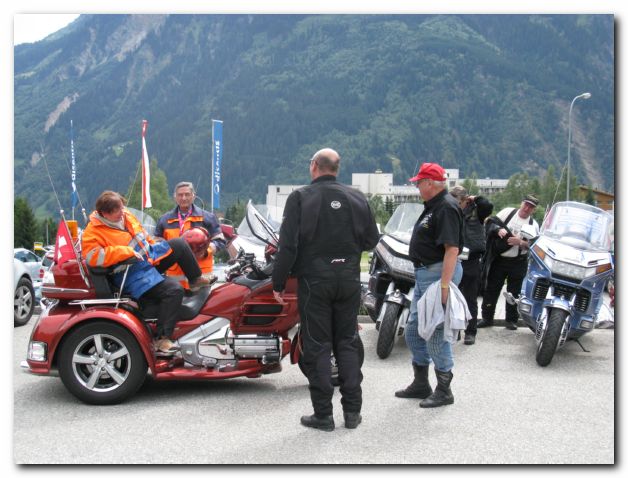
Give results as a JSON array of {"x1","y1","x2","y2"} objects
[
  {"x1": 14, "y1": 258, "x2": 36, "y2": 326},
  {"x1": 14, "y1": 248, "x2": 43, "y2": 303}
]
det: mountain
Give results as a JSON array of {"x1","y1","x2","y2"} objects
[{"x1": 14, "y1": 14, "x2": 614, "y2": 217}]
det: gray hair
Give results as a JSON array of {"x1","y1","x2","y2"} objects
[
  {"x1": 312, "y1": 148, "x2": 340, "y2": 174},
  {"x1": 449, "y1": 185, "x2": 468, "y2": 200},
  {"x1": 174, "y1": 181, "x2": 195, "y2": 195}
]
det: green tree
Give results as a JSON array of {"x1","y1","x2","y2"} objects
[
  {"x1": 540, "y1": 165, "x2": 559, "y2": 210},
  {"x1": 14, "y1": 197, "x2": 38, "y2": 249},
  {"x1": 368, "y1": 195, "x2": 390, "y2": 228},
  {"x1": 224, "y1": 198, "x2": 247, "y2": 227},
  {"x1": 461, "y1": 172, "x2": 480, "y2": 196},
  {"x1": 126, "y1": 159, "x2": 172, "y2": 221},
  {"x1": 384, "y1": 196, "x2": 395, "y2": 215},
  {"x1": 38, "y1": 217, "x2": 57, "y2": 245},
  {"x1": 584, "y1": 186, "x2": 596, "y2": 206}
]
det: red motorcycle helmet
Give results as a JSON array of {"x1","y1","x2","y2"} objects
[{"x1": 182, "y1": 227, "x2": 211, "y2": 259}]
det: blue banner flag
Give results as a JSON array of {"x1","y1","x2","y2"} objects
[
  {"x1": 211, "y1": 120, "x2": 223, "y2": 210},
  {"x1": 70, "y1": 120, "x2": 78, "y2": 210}
]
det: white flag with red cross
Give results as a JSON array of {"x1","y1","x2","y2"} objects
[{"x1": 141, "y1": 119, "x2": 152, "y2": 208}]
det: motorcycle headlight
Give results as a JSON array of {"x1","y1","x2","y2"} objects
[
  {"x1": 541, "y1": 255, "x2": 592, "y2": 281},
  {"x1": 375, "y1": 243, "x2": 414, "y2": 278},
  {"x1": 27, "y1": 341, "x2": 47, "y2": 362}
]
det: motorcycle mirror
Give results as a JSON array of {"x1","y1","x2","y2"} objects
[{"x1": 520, "y1": 224, "x2": 538, "y2": 241}]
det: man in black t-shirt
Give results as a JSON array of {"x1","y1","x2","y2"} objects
[{"x1": 395, "y1": 163, "x2": 464, "y2": 408}]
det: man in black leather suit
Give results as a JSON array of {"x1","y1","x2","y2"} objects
[{"x1": 272, "y1": 148, "x2": 379, "y2": 432}]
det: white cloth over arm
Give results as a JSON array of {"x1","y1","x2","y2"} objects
[{"x1": 417, "y1": 280, "x2": 471, "y2": 343}]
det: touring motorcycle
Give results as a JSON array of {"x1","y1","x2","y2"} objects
[
  {"x1": 362, "y1": 202, "x2": 423, "y2": 359},
  {"x1": 23, "y1": 202, "x2": 360, "y2": 404},
  {"x1": 505, "y1": 201, "x2": 614, "y2": 366}
]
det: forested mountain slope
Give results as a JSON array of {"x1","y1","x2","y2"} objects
[{"x1": 14, "y1": 14, "x2": 614, "y2": 216}]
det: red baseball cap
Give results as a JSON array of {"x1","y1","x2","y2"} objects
[{"x1": 409, "y1": 163, "x2": 447, "y2": 182}]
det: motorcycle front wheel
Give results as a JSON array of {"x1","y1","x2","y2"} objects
[
  {"x1": 535, "y1": 308, "x2": 568, "y2": 367},
  {"x1": 376, "y1": 302, "x2": 402, "y2": 359},
  {"x1": 58, "y1": 321, "x2": 148, "y2": 404}
]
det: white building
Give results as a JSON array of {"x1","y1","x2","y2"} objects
[
  {"x1": 266, "y1": 184, "x2": 304, "y2": 222},
  {"x1": 266, "y1": 168, "x2": 508, "y2": 221},
  {"x1": 352, "y1": 170, "x2": 393, "y2": 197}
]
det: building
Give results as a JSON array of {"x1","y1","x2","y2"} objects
[
  {"x1": 577, "y1": 186, "x2": 615, "y2": 211},
  {"x1": 266, "y1": 184, "x2": 304, "y2": 222},
  {"x1": 266, "y1": 169, "x2": 510, "y2": 221},
  {"x1": 350, "y1": 169, "x2": 508, "y2": 202}
]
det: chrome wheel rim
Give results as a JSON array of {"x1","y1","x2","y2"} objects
[
  {"x1": 71, "y1": 333, "x2": 131, "y2": 393},
  {"x1": 14, "y1": 285, "x2": 33, "y2": 320}
]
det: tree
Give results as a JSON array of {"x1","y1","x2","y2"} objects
[
  {"x1": 461, "y1": 172, "x2": 480, "y2": 196},
  {"x1": 584, "y1": 186, "x2": 596, "y2": 206},
  {"x1": 368, "y1": 195, "x2": 390, "y2": 228},
  {"x1": 125, "y1": 158, "x2": 172, "y2": 221},
  {"x1": 384, "y1": 196, "x2": 395, "y2": 215},
  {"x1": 39, "y1": 217, "x2": 57, "y2": 245},
  {"x1": 224, "y1": 198, "x2": 247, "y2": 226},
  {"x1": 14, "y1": 197, "x2": 38, "y2": 249}
]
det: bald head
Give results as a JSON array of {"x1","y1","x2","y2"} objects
[{"x1": 311, "y1": 148, "x2": 340, "y2": 177}]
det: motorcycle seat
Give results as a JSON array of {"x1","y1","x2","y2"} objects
[
  {"x1": 87, "y1": 262, "x2": 211, "y2": 321},
  {"x1": 138, "y1": 287, "x2": 212, "y2": 321}
]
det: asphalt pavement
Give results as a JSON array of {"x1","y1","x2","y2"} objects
[{"x1": 12, "y1": 294, "x2": 615, "y2": 464}]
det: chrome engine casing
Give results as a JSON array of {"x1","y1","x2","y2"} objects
[{"x1": 178, "y1": 317, "x2": 281, "y2": 368}]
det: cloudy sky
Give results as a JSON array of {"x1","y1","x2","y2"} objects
[{"x1": 14, "y1": 13, "x2": 79, "y2": 45}]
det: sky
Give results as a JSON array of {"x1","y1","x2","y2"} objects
[{"x1": 13, "y1": 13, "x2": 79, "y2": 45}]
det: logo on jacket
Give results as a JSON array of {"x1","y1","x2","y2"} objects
[
  {"x1": 331, "y1": 258, "x2": 346, "y2": 264},
  {"x1": 419, "y1": 213, "x2": 432, "y2": 229},
  {"x1": 331, "y1": 201, "x2": 341, "y2": 209}
]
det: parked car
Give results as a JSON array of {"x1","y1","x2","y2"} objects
[
  {"x1": 14, "y1": 248, "x2": 43, "y2": 302},
  {"x1": 14, "y1": 259, "x2": 36, "y2": 326}
]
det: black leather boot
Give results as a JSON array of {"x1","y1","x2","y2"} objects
[
  {"x1": 395, "y1": 363, "x2": 432, "y2": 399},
  {"x1": 419, "y1": 369, "x2": 454, "y2": 408},
  {"x1": 476, "y1": 318, "x2": 494, "y2": 328},
  {"x1": 300, "y1": 414, "x2": 335, "y2": 431},
  {"x1": 343, "y1": 412, "x2": 362, "y2": 429}
]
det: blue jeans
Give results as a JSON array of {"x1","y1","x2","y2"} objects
[{"x1": 404, "y1": 261, "x2": 463, "y2": 372}]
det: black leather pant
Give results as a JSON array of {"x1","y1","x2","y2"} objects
[
  {"x1": 141, "y1": 277, "x2": 184, "y2": 337},
  {"x1": 297, "y1": 275, "x2": 362, "y2": 416},
  {"x1": 155, "y1": 238, "x2": 202, "y2": 281},
  {"x1": 481, "y1": 255, "x2": 527, "y2": 323},
  {"x1": 460, "y1": 257, "x2": 481, "y2": 335}
]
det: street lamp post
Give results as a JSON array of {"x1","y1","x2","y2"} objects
[{"x1": 566, "y1": 92, "x2": 591, "y2": 201}]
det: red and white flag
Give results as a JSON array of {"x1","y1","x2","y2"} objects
[
  {"x1": 141, "y1": 120, "x2": 152, "y2": 208},
  {"x1": 54, "y1": 220, "x2": 78, "y2": 266}
]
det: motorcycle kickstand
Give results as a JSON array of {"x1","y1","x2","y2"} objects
[{"x1": 574, "y1": 338, "x2": 590, "y2": 353}]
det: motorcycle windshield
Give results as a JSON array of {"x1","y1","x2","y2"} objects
[
  {"x1": 541, "y1": 201, "x2": 613, "y2": 252},
  {"x1": 383, "y1": 203, "x2": 424, "y2": 244},
  {"x1": 243, "y1": 200, "x2": 280, "y2": 246},
  {"x1": 127, "y1": 207, "x2": 156, "y2": 236}
]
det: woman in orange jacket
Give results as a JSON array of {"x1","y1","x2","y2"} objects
[{"x1": 82, "y1": 191, "x2": 210, "y2": 353}]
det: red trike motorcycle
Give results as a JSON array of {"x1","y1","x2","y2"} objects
[{"x1": 23, "y1": 202, "x2": 362, "y2": 404}]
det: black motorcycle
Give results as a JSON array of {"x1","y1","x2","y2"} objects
[{"x1": 362, "y1": 203, "x2": 423, "y2": 359}]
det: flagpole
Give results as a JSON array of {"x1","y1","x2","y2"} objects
[
  {"x1": 211, "y1": 119, "x2": 223, "y2": 214},
  {"x1": 58, "y1": 208, "x2": 89, "y2": 287},
  {"x1": 211, "y1": 125, "x2": 214, "y2": 213},
  {"x1": 140, "y1": 119, "x2": 152, "y2": 220},
  {"x1": 70, "y1": 120, "x2": 77, "y2": 220}
]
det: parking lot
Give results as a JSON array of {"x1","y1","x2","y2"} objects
[{"x1": 12, "y1": 294, "x2": 615, "y2": 465}]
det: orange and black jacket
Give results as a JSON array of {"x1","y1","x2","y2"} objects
[
  {"x1": 155, "y1": 204, "x2": 226, "y2": 287},
  {"x1": 82, "y1": 209, "x2": 172, "y2": 298}
]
